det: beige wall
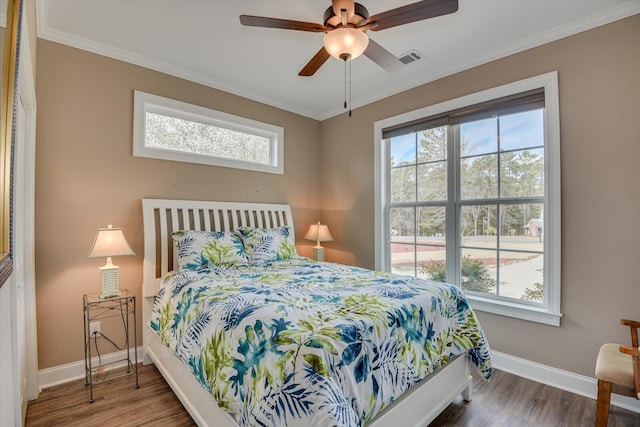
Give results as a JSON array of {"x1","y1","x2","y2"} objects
[
  {"x1": 35, "y1": 40, "x2": 322, "y2": 369},
  {"x1": 35, "y1": 15, "x2": 640, "y2": 378},
  {"x1": 320, "y1": 14, "x2": 640, "y2": 377}
]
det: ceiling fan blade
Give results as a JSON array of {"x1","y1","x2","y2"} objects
[
  {"x1": 240, "y1": 15, "x2": 327, "y2": 33},
  {"x1": 357, "y1": 21, "x2": 379, "y2": 32},
  {"x1": 299, "y1": 47, "x2": 331, "y2": 76},
  {"x1": 363, "y1": 39, "x2": 404, "y2": 73},
  {"x1": 367, "y1": 0, "x2": 458, "y2": 32}
]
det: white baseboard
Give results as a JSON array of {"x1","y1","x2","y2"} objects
[
  {"x1": 492, "y1": 350, "x2": 640, "y2": 413},
  {"x1": 37, "y1": 348, "x2": 639, "y2": 415},
  {"x1": 37, "y1": 347, "x2": 143, "y2": 391}
]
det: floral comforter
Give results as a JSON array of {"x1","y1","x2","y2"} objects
[{"x1": 150, "y1": 258, "x2": 491, "y2": 426}]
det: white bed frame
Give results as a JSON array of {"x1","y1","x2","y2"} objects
[{"x1": 141, "y1": 198, "x2": 473, "y2": 427}]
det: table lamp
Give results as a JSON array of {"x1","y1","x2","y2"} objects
[
  {"x1": 88, "y1": 224, "x2": 135, "y2": 298},
  {"x1": 304, "y1": 221, "x2": 333, "y2": 262}
]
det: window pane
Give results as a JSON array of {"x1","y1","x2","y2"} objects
[
  {"x1": 500, "y1": 148, "x2": 544, "y2": 198},
  {"x1": 418, "y1": 161, "x2": 447, "y2": 201},
  {"x1": 460, "y1": 249, "x2": 497, "y2": 295},
  {"x1": 417, "y1": 247, "x2": 447, "y2": 281},
  {"x1": 461, "y1": 205, "x2": 497, "y2": 248},
  {"x1": 418, "y1": 126, "x2": 447, "y2": 163},
  {"x1": 498, "y1": 251, "x2": 544, "y2": 302},
  {"x1": 390, "y1": 207, "x2": 415, "y2": 243},
  {"x1": 417, "y1": 207, "x2": 446, "y2": 244},
  {"x1": 145, "y1": 112, "x2": 270, "y2": 165},
  {"x1": 461, "y1": 118, "x2": 497, "y2": 157},
  {"x1": 499, "y1": 203, "x2": 544, "y2": 251},
  {"x1": 461, "y1": 154, "x2": 498, "y2": 199},
  {"x1": 499, "y1": 109, "x2": 544, "y2": 151},
  {"x1": 242, "y1": 134, "x2": 271, "y2": 164},
  {"x1": 390, "y1": 166, "x2": 416, "y2": 203},
  {"x1": 391, "y1": 244, "x2": 416, "y2": 277},
  {"x1": 390, "y1": 134, "x2": 416, "y2": 166}
]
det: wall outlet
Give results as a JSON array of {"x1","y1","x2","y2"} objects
[{"x1": 89, "y1": 322, "x2": 101, "y2": 336}]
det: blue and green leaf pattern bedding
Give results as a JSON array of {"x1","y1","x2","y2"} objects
[{"x1": 150, "y1": 258, "x2": 492, "y2": 426}]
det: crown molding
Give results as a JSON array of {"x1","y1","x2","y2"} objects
[
  {"x1": 35, "y1": 1, "x2": 320, "y2": 120},
  {"x1": 36, "y1": 1, "x2": 640, "y2": 122}
]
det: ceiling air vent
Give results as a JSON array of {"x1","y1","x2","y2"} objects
[{"x1": 398, "y1": 50, "x2": 423, "y2": 65}]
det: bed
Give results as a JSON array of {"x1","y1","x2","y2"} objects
[{"x1": 141, "y1": 198, "x2": 491, "y2": 426}]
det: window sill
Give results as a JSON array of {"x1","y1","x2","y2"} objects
[{"x1": 467, "y1": 294, "x2": 562, "y2": 326}]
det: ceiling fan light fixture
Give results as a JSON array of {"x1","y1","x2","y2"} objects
[{"x1": 323, "y1": 27, "x2": 369, "y2": 61}]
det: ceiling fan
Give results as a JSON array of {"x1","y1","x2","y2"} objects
[{"x1": 240, "y1": 0, "x2": 459, "y2": 77}]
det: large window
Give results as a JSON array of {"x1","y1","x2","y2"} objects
[
  {"x1": 375, "y1": 72, "x2": 561, "y2": 325},
  {"x1": 133, "y1": 91, "x2": 284, "y2": 174}
]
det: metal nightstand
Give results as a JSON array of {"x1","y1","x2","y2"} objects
[{"x1": 83, "y1": 289, "x2": 139, "y2": 402}]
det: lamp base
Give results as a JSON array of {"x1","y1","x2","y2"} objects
[
  {"x1": 312, "y1": 247, "x2": 325, "y2": 262},
  {"x1": 99, "y1": 262, "x2": 121, "y2": 299},
  {"x1": 99, "y1": 290, "x2": 122, "y2": 299}
]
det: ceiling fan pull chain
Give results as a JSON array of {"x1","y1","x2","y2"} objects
[
  {"x1": 348, "y1": 59, "x2": 352, "y2": 117},
  {"x1": 344, "y1": 59, "x2": 347, "y2": 111}
]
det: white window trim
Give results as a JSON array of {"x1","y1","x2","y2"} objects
[
  {"x1": 374, "y1": 71, "x2": 562, "y2": 326},
  {"x1": 133, "y1": 91, "x2": 284, "y2": 174}
]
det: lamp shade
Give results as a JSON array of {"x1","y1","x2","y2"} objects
[
  {"x1": 304, "y1": 222, "x2": 333, "y2": 245},
  {"x1": 323, "y1": 27, "x2": 369, "y2": 61},
  {"x1": 88, "y1": 225, "x2": 135, "y2": 258}
]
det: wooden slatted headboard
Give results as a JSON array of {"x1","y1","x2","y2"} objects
[{"x1": 141, "y1": 198, "x2": 295, "y2": 298}]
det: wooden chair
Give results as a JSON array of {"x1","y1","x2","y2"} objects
[{"x1": 595, "y1": 319, "x2": 640, "y2": 426}]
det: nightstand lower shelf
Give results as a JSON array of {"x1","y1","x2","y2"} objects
[
  {"x1": 83, "y1": 289, "x2": 139, "y2": 403},
  {"x1": 87, "y1": 359, "x2": 137, "y2": 384}
]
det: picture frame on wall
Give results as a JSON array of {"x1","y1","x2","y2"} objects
[{"x1": 0, "y1": 0, "x2": 24, "y2": 287}]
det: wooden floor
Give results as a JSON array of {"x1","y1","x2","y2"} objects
[{"x1": 26, "y1": 364, "x2": 640, "y2": 426}]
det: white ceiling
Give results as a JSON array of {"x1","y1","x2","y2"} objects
[{"x1": 36, "y1": 0, "x2": 640, "y2": 120}]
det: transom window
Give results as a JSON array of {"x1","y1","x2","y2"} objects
[
  {"x1": 375, "y1": 72, "x2": 561, "y2": 326},
  {"x1": 133, "y1": 91, "x2": 284, "y2": 174}
]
